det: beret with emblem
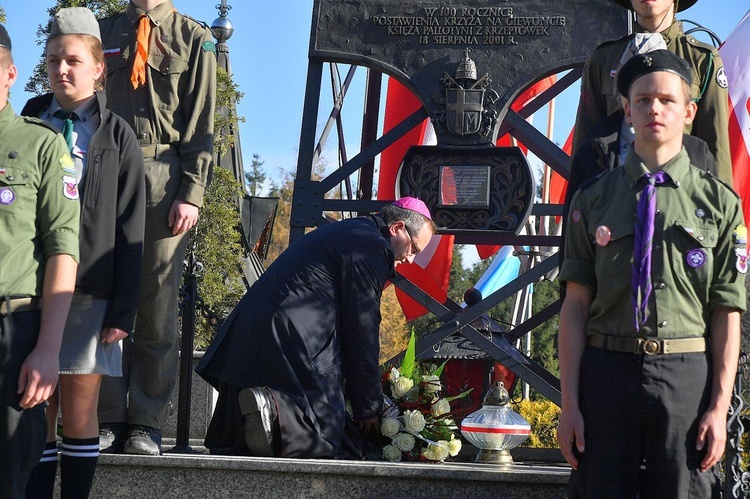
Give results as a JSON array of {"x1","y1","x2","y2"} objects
[
  {"x1": 611, "y1": 0, "x2": 697, "y2": 13},
  {"x1": 617, "y1": 49, "x2": 693, "y2": 97},
  {"x1": 50, "y1": 7, "x2": 101, "y2": 42},
  {"x1": 0, "y1": 24, "x2": 11, "y2": 51}
]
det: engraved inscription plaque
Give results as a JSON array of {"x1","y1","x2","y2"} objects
[
  {"x1": 311, "y1": 0, "x2": 628, "y2": 145},
  {"x1": 439, "y1": 165, "x2": 490, "y2": 207}
]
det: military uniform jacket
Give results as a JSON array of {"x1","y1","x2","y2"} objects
[
  {"x1": 22, "y1": 92, "x2": 146, "y2": 333},
  {"x1": 560, "y1": 148, "x2": 746, "y2": 339},
  {"x1": 572, "y1": 21, "x2": 732, "y2": 184},
  {"x1": 0, "y1": 103, "x2": 80, "y2": 297},
  {"x1": 197, "y1": 215, "x2": 394, "y2": 449},
  {"x1": 99, "y1": 0, "x2": 216, "y2": 207}
]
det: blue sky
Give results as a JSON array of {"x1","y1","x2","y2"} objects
[{"x1": 3, "y1": 1, "x2": 749, "y2": 194}]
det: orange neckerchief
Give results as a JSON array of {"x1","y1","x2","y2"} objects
[{"x1": 130, "y1": 14, "x2": 151, "y2": 89}]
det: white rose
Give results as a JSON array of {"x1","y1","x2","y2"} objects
[
  {"x1": 383, "y1": 444, "x2": 402, "y2": 462},
  {"x1": 422, "y1": 374, "x2": 441, "y2": 393},
  {"x1": 403, "y1": 410, "x2": 426, "y2": 433},
  {"x1": 447, "y1": 436, "x2": 462, "y2": 456},
  {"x1": 391, "y1": 376, "x2": 414, "y2": 399},
  {"x1": 430, "y1": 398, "x2": 451, "y2": 417},
  {"x1": 389, "y1": 367, "x2": 400, "y2": 381},
  {"x1": 428, "y1": 441, "x2": 450, "y2": 462},
  {"x1": 392, "y1": 433, "x2": 416, "y2": 452},
  {"x1": 380, "y1": 417, "x2": 401, "y2": 438}
]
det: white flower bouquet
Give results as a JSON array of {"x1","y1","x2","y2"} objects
[{"x1": 380, "y1": 331, "x2": 471, "y2": 462}]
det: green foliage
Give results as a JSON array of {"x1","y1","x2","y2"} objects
[
  {"x1": 213, "y1": 67, "x2": 245, "y2": 157},
  {"x1": 516, "y1": 398, "x2": 560, "y2": 448},
  {"x1": 190, "y1": 167, "x2": 246, "y2": 349},
  {"x1": 25, "y1": 0, "x2": 128, "y2": 96}
]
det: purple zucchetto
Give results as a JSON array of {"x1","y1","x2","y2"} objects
[{"x1": 392, "y1": 197, "x2": 432, "y2": 220}]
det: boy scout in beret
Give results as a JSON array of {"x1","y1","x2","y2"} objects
[
  {"x1": 558, "y1": 50, "x2": 746, "y2": 497},
  {"x1": 572, "y1": 0, "x2": 732, "y2": 184},
  {"x1": 96, "y1": 0, "x2": 216, "y2": 456},
  {"x1": 0, "y1": 24, "x2": 79, "y2": 499}
]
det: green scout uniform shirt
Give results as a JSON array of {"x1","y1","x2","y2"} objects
[
  {"x1": 560, "y1": 148, "x2": 746, "y2": 340},
  {"x1": 573, "y1": 21, "x2": 732, "y2": 184},
  {"x1": 99, "y1": 0, "x2": 216, "y2": 207},
  {"x1": 0, "y1": 103, "x2": 80, "y2": 297}
]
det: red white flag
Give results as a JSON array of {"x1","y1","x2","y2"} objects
[
  {"x1": 720, "y1": 9, "x2": 750, "y2": 226},
  {"x1": 379, "y1": 78, "x2": 453, "y2": 321}
]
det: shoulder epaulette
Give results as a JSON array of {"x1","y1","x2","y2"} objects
[
  {"x1": 683, "y1": 34, "x2": 718, "y2": 54},
  {"x1": 593, "y1": 34, "x2": 632, "y2": 51},
  {"x1": 701, "y1": 170, "x2": 741, "y2": 199},
  {"x1": 21, "y1": 116, "x2": 60, "y2": 134},
  {"x1": 181, "y1": 13, "x2": 210, "y2": 30},
  {"x1": 578, "y1": 171, "x2": 607, "y2": 192}
]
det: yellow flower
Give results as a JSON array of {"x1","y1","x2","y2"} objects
[{"x1": 447, "y1": 435, "x2": 462, "y2": 456}]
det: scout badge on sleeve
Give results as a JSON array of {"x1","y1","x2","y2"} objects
[
  {"x1": 62, "y1": 176, "x2": 79, "y2": 200},
  {"x1": 733, "y1": 224, "x2": 747, "y2": 274}
]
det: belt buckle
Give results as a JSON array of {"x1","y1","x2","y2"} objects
[{"x1": 642, "y1": 338, "x2": 660, "y2": 355}]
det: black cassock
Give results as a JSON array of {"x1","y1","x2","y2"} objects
[{"x1": 197, "y1": 215, "x2": 393, "y2": 458}]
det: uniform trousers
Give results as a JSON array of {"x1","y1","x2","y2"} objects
[
  {"x1": 0, "y1": 309, "x2": 46, "y2": 499},
  {"x1": 569, "y1": 346, "x2": 716, "y2": 499},
  {"x1": 99, "y1": 150, "x2": 189, "y2": 430}
]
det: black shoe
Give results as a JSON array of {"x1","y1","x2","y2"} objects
[
  {"x1": 99, "y1": 422, "x2": 127, "y2": 454},
  {"x1": 124, "y1": 425, "x2": 162, "y2": 456},
  {"x1": 238, "y1": 387, "x2": 276, "y2": 457}
]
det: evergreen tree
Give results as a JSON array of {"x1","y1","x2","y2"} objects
[{"x1": 245, "y1": 153, "x2": 266, "y2": 196}]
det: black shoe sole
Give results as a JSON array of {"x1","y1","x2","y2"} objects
[{"x1": 238, "y1": 388, "x2": 274, "y2": 457}]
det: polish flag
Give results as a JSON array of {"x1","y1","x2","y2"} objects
[
  {"x1": 379, "y1": 78, "x2": 452, "y2": 321},
  {"x1": 720, "y1": 9, "x2": 750, "y2": 226}
]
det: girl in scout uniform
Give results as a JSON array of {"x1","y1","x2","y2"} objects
[{"x1": 22, "y1": 8, "x2": 145, "y2": 499}]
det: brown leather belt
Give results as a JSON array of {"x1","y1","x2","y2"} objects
[
  {"x1": 0, "y1": 297, "x2": 40, "y2": 316},
  {"x1": 140, "y1": 144, "x2": 178, "y2": 159},
  {"x1": 588, "y1": 333, "x2": 706, "y2": 355}
]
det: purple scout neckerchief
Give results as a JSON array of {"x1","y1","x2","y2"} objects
[{"x1": 632, "y1": 170, "x2": 669, "y2": 331}]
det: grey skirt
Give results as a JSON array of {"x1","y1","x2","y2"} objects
[{"x1": 59, "y1": 292, "x2": 123, "y2": 376}]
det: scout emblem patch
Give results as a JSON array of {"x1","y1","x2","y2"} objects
[
  {"x1": 733, "y1": 224, "x2": 747, "y2": 245},
  {"x1": 572, "y1": 209, "x2": 581, "y2": 223},
  {"x1": 736, "y1": 247, "x2": 748, "y2": 274},
  {"x1": 0, "y1": 187, "x2": 14, "y2": 205},
  {"x1": 716, "y1": 67, "x2": 728, "y2": 89},
  {"x1": 686, "y1": 248, "x2": 706, "y2": 269},
  {"x1": 62, "y1": 175, "x2": 79, "y2": 200},
  {"x1": 59, "y1": 153, "x2": 76, "y2": 175},
  {"x1": 201, "y1": 41, "x2": 216, "y2": 54},
  {"x1": 595, "y1": 225, "x2": 611, "y2": 246}
]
